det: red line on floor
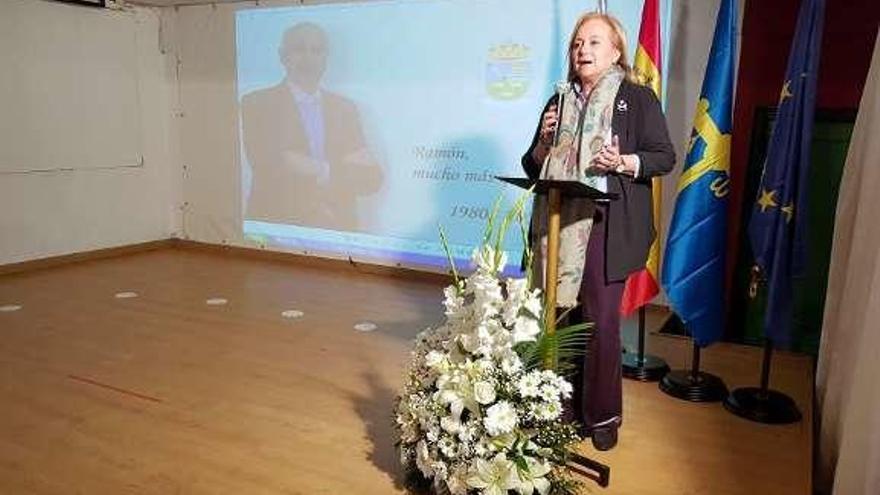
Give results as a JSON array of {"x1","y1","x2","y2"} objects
[{"x1": 67, "y1": 374, "x2": 163, "y2": 403}]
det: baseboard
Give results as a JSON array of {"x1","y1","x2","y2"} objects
[
  {"x1": 0, "y1": 239, "x2": 175, "y2": 276},
  {"x1": 170, "y1": 239, "x2": 453, "y2": 285},
  {"x1": 0, "y1": 237, "x2": 453, "y2": 285}
]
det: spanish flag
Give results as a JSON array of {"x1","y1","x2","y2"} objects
[{"x1": 620, "y1": 0, "x2": 663, "y2": 315}]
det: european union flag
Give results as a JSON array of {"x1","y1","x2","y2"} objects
[
  {"x1": 661, "y1": 0, "x2": 736, "y2": 346},
  {"x1": 749, "y1": 0, "x2": 826, "y2": 346}
]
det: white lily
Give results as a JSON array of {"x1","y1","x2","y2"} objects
[
  {"x1": 514, "y1": 456, "x2": 552, "y2": 495},
  {"x1": 466, "y1": 453, "x2": 518, "y2": 495},
  {"x1": 512, "y1": 313, "x2": 542, "y2": 343},
  {"x1": 438, "y1": 373, "x2": 480, "y2": 421}
]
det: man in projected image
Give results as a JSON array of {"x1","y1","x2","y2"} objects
[{"x1": 242, "y1": 22, "x2": 383, "y2": 232}]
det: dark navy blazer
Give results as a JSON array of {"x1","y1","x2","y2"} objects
[{"x1": 522, "y1": 79, "x2": 676, "y2": 282}]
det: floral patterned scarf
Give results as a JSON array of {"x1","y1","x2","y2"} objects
[{"x1": 531, "y1": 66, "x2": 625, "y2": 307}]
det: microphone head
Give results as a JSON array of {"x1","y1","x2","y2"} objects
[
  {"x1": 552, "y1": 81, "x2": 570, "y2": 147},
  {"x1": 555, "y1": 80, "x2": 571, "y2": 95}
]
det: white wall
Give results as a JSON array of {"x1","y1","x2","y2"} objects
[{"x1": 0, "y1": 1, "x2": 180, "y2": 265}]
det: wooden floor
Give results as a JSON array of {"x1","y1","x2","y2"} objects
[{"x1": 0, "y1": 248, "x2": 813, "y2": 494}]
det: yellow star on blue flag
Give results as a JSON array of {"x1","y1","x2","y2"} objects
[
  {"x1": 756, "y1": 189, "x2": 778, "y2": 212},
  {"x1": 778, "y1": 80, "x2": 793, "y2": 104}
]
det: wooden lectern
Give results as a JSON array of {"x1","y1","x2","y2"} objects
[{"x1": 497, "y1": 176, "x2": 618, "y2": 487}]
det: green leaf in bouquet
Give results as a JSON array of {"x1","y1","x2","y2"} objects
[
  {"x1": 551, "y1": 322, "x2": 591, "y2": 377},
  {"x1": 493, "y1": 188, "x2": 533, "y2": 270},
  {"x1": 437, "y1": 224, "x2": 462, "y2": 292},
  {"x1": 518, "y1": 206, "x2": 535, "y2": 288},
  {"x1": 516, "y1": 321, "x2": 591, "y2": 376},
  {"x1": 482, "y1": 194, "x2": 505, "y2": 248}
]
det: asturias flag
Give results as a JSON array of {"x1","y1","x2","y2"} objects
[
  {"x1": 621, "y1": 0, "x2": 664, "y2": 316},
  {"x1": 661, "y1": 0, "x2": 737, "y2": 346},
  {"x1": 748, "y1": 0, "x2": 826, "y2": 346}
]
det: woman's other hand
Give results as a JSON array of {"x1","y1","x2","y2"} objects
[{"x1": 539, "y1": 104, "x2": 559, "y2": 146}]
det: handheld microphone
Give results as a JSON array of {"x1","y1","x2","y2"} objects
[{"x1": 553, "y1": 81, "x2": 570, "y2": 146}]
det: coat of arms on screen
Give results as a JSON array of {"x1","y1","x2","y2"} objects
[{"x1": 485, "y1": 43, "x2": 531, "y2": 100}]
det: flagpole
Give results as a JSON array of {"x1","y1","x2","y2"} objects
[
  {"x1": 657, "y1": 314, "x2": 728, "y2": 402},
  {"x1": 659, "y1": 0, "x2": 737, "y2": 404},
  {"x1": 723, "y1": 339, "x2": 801, "y2": 423},
  {"x1": 731, "y1": 0, "x2": 826, "y2": 427},
  {"x1": 622, "y1": 307, "x2": 670, "y2": 381},
  {"x1": 620, "y1": 0, "x2": 670, "y2": 383},
  {"x1": 723, "y1": 272, "x2": 801, "y2": 423}
]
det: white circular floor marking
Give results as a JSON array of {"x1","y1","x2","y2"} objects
[{"x1": 354, "y1": 322, "x2": 378, "y2": 332}]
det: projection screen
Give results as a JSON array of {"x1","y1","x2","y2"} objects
[{"x1": 236, "y1": 0, "x2": 669, "y2": 272}]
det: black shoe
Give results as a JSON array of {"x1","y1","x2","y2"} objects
[{"x1": 590, "y1": 427, "x2": 618, "y2": 451}]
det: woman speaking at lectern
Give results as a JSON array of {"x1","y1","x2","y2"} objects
[{"x1": 522, "y1": 12, "x2": 675, "y2": 451}]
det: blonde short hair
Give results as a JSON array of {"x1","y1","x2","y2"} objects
[{"x1": 566, "y1": 12, "x2": 633, "y2": 84}]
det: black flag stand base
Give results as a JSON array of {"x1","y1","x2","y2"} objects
[
  {"x1": 723, "y1": 340, "x2": 802, "y2": 424},
  {"x1": 659, "y1": 341, "x2": 728, "y2": 402},
  {"x1": 622, "y1": 307, "x2": 670, "y2": 382}
]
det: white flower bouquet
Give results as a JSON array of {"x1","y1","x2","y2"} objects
[{"x1": 395, "y1": 199, "x2": 589, "y2": 495}]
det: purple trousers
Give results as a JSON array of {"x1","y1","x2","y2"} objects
[{"x1": 570, "y1": 205, "x2": 624, "y2": 432}]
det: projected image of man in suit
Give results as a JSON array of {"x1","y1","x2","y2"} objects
[{"x1": 242, "y1": 22, "x2": 383, "y2": 232}]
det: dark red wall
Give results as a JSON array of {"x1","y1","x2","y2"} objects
[{"x1": 725, "y1": 0, "x2": 879, "y2": 301}]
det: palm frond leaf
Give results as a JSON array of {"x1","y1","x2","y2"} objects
[{"x1": 516, "y1": 321, "x2": 591, "y2": 375}]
